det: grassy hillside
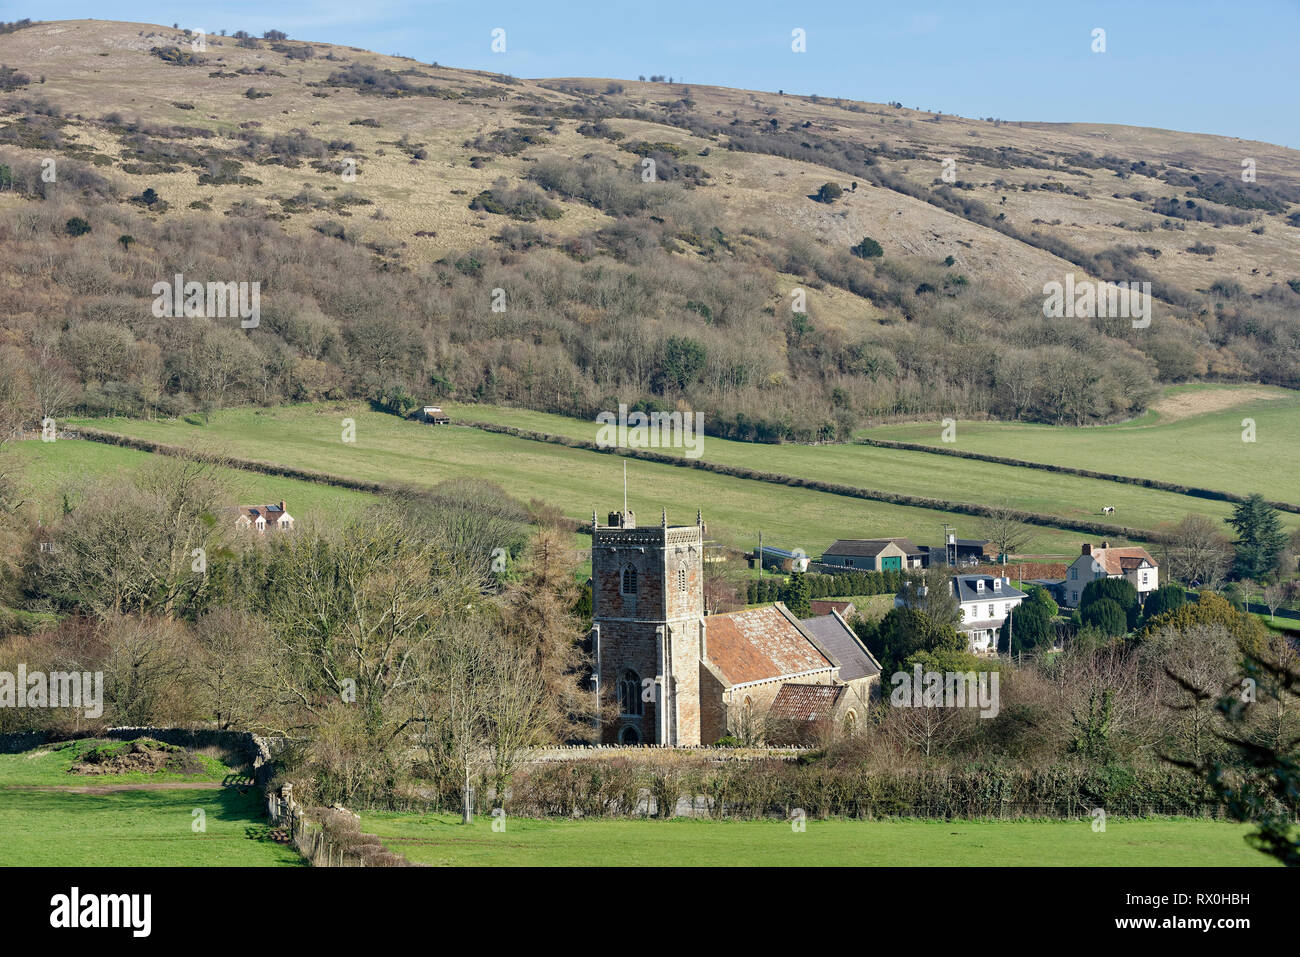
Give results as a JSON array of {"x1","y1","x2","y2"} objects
[
  {"x1": 2, "y1": 18, "x2": 1299, "y2": 445},
  {"x1": 63, "y1": 404, "x2": 1102, "y2": 557},
  {"x1": 7, "y1": 435, "x2": 376, "y2": 524},
  {"x1": 866, "y1": 383, "x2": 1300, "y2": 501},
  {"x1": 431, "y1": 395, "x2": 1300, "y2": 533},
  {"x1": 53, "y1": 386, "x2": 1299, "y2": 560}
]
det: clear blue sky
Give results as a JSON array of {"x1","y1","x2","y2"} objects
[{"x1": 25, "y1": 0, "x2": 1300, "y2": 147}]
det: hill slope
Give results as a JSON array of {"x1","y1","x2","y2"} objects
[{"x1": 2, "y1": 18, "x2": 1299, "y2": 440}]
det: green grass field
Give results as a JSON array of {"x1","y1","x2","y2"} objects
[
  {"x1": 0, "y1": 740, "x2": 231, "y2": 787},
  {"x1": 15, "y1": 382, "x2": 1289, "y2": 563},
  {"x1": 436, "y1": 399, "x2": 1295, "y2": 535},
  {"x1": 8, "y1": 437, "x2": 376, "y2": 525},
  {"x1": 862, "y1": 384, "x2": 1300, "y2": 504},
  {"x1": 365, "y1": 812, "x2": 1276, "y2": 867},
  {"x1": 64, "y1": 406, "x2": 1100, "y2": 558},
  {"x1": 0, "y1": 741, "x2": 301, "y2": 867}
]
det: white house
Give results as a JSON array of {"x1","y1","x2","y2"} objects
[
  {"x1": 1063, "y1": 542, "x2": 1158, "y2": 608},
  {"x1": 895, "y1": 574, "x2": 1026, "y2": 655},
  {"x1": 234, "y1": 501, "x2": 294, "y2": 534}
]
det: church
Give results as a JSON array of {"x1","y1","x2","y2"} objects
[{"x1": 591, "y1": 508, "x2": 881, "y2": 746}]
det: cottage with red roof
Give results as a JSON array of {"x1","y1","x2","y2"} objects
[
  {"x1": 1063, "y1": 541, "x2": 1158, "y2": 608},
  {"x1": 232, "y1": 500, "x2": 295, "y2": 534}
]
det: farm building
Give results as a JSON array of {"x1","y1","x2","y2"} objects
[
  {"x1": 416, "y1": 405, "x2": 450, "y2": 424},
  {"x1": 918, "y1": 534, "x2": 996, "y2": 567},
  {"x1": 821, "y1": 538, "x2": 924, "y2": 572},
  {"x1": 751, "y1": 544, "x2": 809, "y2": 573}
]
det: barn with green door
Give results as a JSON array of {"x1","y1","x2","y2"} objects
[{"x1": 820, "y1": 538, "x2": 925, "y2": 572}]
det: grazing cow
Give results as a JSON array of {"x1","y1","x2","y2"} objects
[{"x1": 1101, "y1": 506, "x2": 1115, "y2": 515}]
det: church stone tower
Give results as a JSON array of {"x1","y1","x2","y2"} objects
[{"x1": 591, "y1": 508, "x2": 705, "y2": 745}]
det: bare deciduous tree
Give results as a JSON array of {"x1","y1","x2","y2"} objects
[
  {"x1": 1159, "y1": 514, "x2": 1232, "y2": 588},
  {"x1": 42, "y1": 459, "x2": 227, "y2": 619},
  {"x1": 978, "y1": 505, "x2": 1033, "y2": 565}
]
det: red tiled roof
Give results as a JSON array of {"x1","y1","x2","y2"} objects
[
  {"x1": 810, "y1": 599, "x2": 855, "y2": 617},
  {"x1": 1089, "y1": 546, "x2": 1155, "y2": 576},
  {"x1": 768, "y1": 683, "x2": 844, "y2": 723},
  {"x1": 233, "y1": 504, "x2": 291, "y2": 524},
  {"x1": 704, "y1": 605, "x2": 832, "y2": 686}
]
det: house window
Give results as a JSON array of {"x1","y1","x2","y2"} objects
[
  {"x1": 677, "y1": 565, "x2": 687, "y2": 592},
  {"x1": 988, "y1": 604, "x2": 995, "y2": 618},
  {"x1": 845, "y1": 558, "x2": 854, "y2": 567},
  {"x1": 1071, "y1": 591, "x2": 1078, "y2": 604},
  {"x1": 1141, "y1": 573, "x2": 1148, "y2": 586},
  {"x1": 620, "y1": 564, "x2": 637, "y2": 596},
  {"x1": 619, "y1": 670, "x2": 644, "y2": 716},
  {"x1": 1069, "y1": 568, "x2": 1077, "y2": 580}
]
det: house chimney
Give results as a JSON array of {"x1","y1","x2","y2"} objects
[
  {"x1": 1101, "y1": 540, "x2": 1110, "y2": 549},
  {"x1": 1081, "y1": 543, "x2": 1092, "y2": 556},
  {"x1": 279, "y1": 501, "x2": 285, "y2": 512}
]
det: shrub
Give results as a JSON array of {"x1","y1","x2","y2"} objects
[
  {"x1": 64, "y1": 216, "x2": 91, "y2": 237},
  {"x1": 1081, "y1": 597, "x2": 1127, "y2": 636},
  {"x1": 469, "y1": 181, "x2": 561, "y2": 221},
  {"x1": 850, "y1": 236, "x2": 883, "y2": 259},
  {"x1": 1080, "y1": 576, "x2": 1139, "y2": 629},
  {"x1": 815, "y1": 182, "x2": 843, "y2": 203},
  {"x1": 1141, "y1": 583, "x2": 1187, "y2": 622}
]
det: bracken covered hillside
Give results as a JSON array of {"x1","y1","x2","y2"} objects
[{"x1": 1, "y1": 18, "x2": 1299, "y2": 440}]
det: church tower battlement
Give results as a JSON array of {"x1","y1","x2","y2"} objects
[{"x1": 591, "y1": 508, "x2": 706, "y2": 745}]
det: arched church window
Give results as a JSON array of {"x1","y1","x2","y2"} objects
[
  {"x1": 620, "y1": 563, "x2": 637, "y2": 596},
  {"x1": 619, "y1": 669, "x2": 643, "y2": 716},
  {"x1": 619, "y1": 725, "x2": 641, "y2": 745},
  {"x1": 843, "y1": 710, "x2": 858, "y2": 736}
]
